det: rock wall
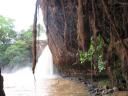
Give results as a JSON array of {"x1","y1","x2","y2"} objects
[
  {"x1": 0, "y1": 69, "x2": 5, "y2": 96},
  {"x1": 40, "y1": 0, "x2": 91, "y2": 66},
  {"x1": 39, "y1": 0, "x2": 128, "y2": 85}
]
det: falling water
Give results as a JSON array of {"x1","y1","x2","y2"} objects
[
  {"x1": 2, "y1": 45, "x2": 55, "y2": 96},
  {"x1": 34, "y1": 45, "x2": 56, "y2": 96},
  {"x1": 34, "y1": 45, "x2": 54, "y2": 80},
  {"x1": 2, "y1": 45, "x2": 89, "y2": 96}
]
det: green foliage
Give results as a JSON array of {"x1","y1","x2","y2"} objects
[
  {"x1": 0, "y1": 45, "x2": 10, "y2": 66},
  {"x1": 5, "y1": 40, "x2": 30, "y2": 67},
  {"x1": 98, "y1": 55, "x2": 105, "y2": 72},
  {"x1": 96, "y1": 35, "x2": 105, "y2": 72},
  {"x1": 0, "y1": 15, "x2": 16, "y2": 44},
  {"x1": 5, "y1": 40, "x2": 28, "y2": 59},
  {"x1": 20, "y1": 28, "x2": 32, "y2": 41},
  {"x1": 80, "y1": 39, "x2": 94, "y2": 63},
  {"x1": 0, "y1": 16, "x2": 32, "y2": 68},
  {"x1": 79, "y1": 35, "x2": 105, "y2": 72},
  {"x1": 5, "y1": 28, "x2": 32, "y2": 67},
  {"x1": 18, "y1": 27, "x2": 32, "y2": 49}
]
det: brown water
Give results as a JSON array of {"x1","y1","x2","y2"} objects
[
  {"x1": 3, "y1": 67, "x2": 89, "y2": 96},
  {"x1": 36, "y1": 78, "x2": 89, "y2": 96}
]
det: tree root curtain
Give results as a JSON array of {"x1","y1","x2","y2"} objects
[{"x1": 32, "y1": 0, "x2": 128, "y2": 89}]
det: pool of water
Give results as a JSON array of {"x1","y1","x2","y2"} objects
[
  {"x1": 2, "y1": 67, "x2": 89, "y2": 96},
  {"x1": 3, "y1": 67, "x2": 35, "y2": 96}
]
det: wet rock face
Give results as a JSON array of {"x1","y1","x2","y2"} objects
[
  {"x1": 40, "y1": 0, "x2": 91, "y2": 65},
  {"x1": 0, "y1": 69, "x2": 5, "y2": 96}
]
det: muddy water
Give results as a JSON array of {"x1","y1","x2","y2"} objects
[
  {"x1": 2, "y1": 67, "x2": 89, "y2": 96},
  {"x1": 36, "y1": 78, "x2": 89, "y2": 96}
]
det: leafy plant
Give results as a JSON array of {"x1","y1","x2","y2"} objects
[
  {"x1": 79, "y1": 39, "x2": 94, "y2": 63},
  {"x1": 79, "y1": 35, "x2": 105, "y2": 72}
]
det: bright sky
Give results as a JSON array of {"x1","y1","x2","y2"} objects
[
  {"x1": 0, "y1": 0, "x2": 47, "y2": 40},
  {"x1": 0, "y1": 0, "x2": 36, "y2": 31}
]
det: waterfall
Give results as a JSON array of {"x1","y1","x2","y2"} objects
[{"x1": 34, "y1": 45, "x2": 54, "y2": 80}]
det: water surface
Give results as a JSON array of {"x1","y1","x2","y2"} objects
[{"x1": 3, "y1": 67, "x2": 89, "y2": 96}]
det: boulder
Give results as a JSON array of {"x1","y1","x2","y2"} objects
[{"x1": 0, "y1": 68, "x2": 5, "y2": 96}]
